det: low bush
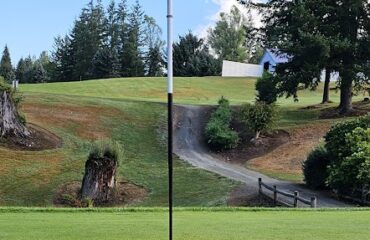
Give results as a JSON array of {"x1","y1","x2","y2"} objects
[
  {"x1": 325, "y1": 114, "x2": 370, "y2": 159},
  {"x1": 255, "y1": 71, "x2": 278, "y2": 104},
  {"x1": 205, "y1": 97, "x2": 239, "y2": 150},
  {"x1": 327, "y1": 127, "x2": 370, "y2": 194},
  {"x1": 303, "y1": 145, "x2": 331, "y2": 189},
  {"x1": 239, "y1": 102, "x2": 278, "y2": 140}
]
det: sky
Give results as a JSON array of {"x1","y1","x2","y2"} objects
[{"x1": 0, "y1": 0, "x2": 257, "y2": 65}]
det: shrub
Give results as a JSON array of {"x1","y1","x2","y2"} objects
[
  {"x1": 327, "y1": 127, "x2": 370, "y2": 193},
  {"x1": 325, "y1": 114, "x2": 370, "y2": 160},
  {"x1": 88, "y1": 140, "x2": 123, "y2": 163},
  {"x1": 239, "y1": 102, "x2": 278, "y2": 140},
  {"x1": 303, "y1": 145, "x2": 331, "y2": 189},
  {"x1": 205, "y1": 97, "x2": 239, "y2": 150},
  {"x1": 256, "y1": 71, "x2": 278, "y2": 104}
]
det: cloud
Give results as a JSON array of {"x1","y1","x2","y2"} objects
[{"x1": 195, "y1": 0, "x2": 264, "y2": 39}]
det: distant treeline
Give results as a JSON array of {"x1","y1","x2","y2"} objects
[{"x1": 0, "y1": 1, "x2": 259, "y2": 83}]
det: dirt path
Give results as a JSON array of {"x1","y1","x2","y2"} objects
[{"x1": 174, "y1": 105, "x2": 350, "y2": 208}]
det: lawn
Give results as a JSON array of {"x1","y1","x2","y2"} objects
[
  {"x1": 0, "y1": 208, "x2": 369, "y2": 240},
  {"x1": 0, "y1": 93, "x2": 237, "y2": 207},
  {"x1": 21, "y1": 77, "x2": 367, "y2": 106}
]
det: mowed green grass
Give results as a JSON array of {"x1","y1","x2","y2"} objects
[
  {"x1": 21, "y1": 77, "x2": 367, "y2": 106},
  {"x1": 0, "y1": 93, "x2": 237, "y2": 207},
  {"x1": 0, "y1": 208, "x2": 369, "y2": 240}
]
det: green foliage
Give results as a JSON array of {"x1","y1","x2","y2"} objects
[
  {"x1": 205, "y1": 97, "x2": 239, "y2": 150},
  {"x1": 173, "y1": 32, "x2": 221, "y2": 77},
  {"x1": 81, "y1": 197, "x2": 94, "y2": 208},
  {"x1": 325, "y1": 115, "x2": 370, "y2": 160},
  {"x1": 208, "y1": 6, "x2": 249, "y2": 62},
  {"x1": 240, "y1": 102, "x2": 278, "y2": 140},
  {"x1": 256, "y1": 71, "x2": 278, "y2": 104},
  {"x1": 327, "y1": 127, "x2": 370, "y2": 193},
  {"x1": 0, "y1": 76, "x2": 12, "y2": 92},
  {"x1": 0, "y1": 45, "x2": 15, "y2": 83},
  {"x1": 16, "y1": 54, "x2": 52, "y2": 83},
  {"x1": 88, "y1": 140, "x2": 123, "y2": 163},
  {"x1": 303, "y1": 145, "x2": 331, "y2": 189},
  {"x1": 262, "y1": 0, "x2": 370, "y2": 113}
]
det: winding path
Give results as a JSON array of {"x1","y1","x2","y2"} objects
[{"x1": 174, "y1": 105, "x2": 349, "y2": 208}]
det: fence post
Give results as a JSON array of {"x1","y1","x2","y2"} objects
[
  {"x1": 294, "y1": 191, "x2": 299, "y2": 208},
  {"x1": 310, "y1": 197, "x2": 317, "y2": 208},
  {"x1": 258, "y1": 178, "x2": 262, "y2": 195},
  {"x1": 273, "y1": 185, "x2": 277, "y2": 206}
]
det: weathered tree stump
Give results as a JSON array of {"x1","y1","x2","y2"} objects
[
  {"x1": 81, "y1": 156, "x2": 118, "y2": 204},
  {"x1": 0, "y1": 90, "x2": 30, "y2": 138}
]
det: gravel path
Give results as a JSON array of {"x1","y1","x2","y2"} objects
[{"x1": 174, "y1": 105, "x2": 350, "y2": 208}]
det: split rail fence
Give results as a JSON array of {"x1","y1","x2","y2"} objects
[{"x1": 258, "y1": 178, "x2": 317, "y2": 208}]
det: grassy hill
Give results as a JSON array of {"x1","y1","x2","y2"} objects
[
  {"x1": 21, "y1": 77, "x2": 367, "y2": 106},
  {"x1": 1, "y1": 76, "x2": 368, "y2": 206},
  {"x1": 0, "y1": 93, "x2": 237, "y2": 207},
  {"x1": 1, "y1": 208, "x2": 369, "y2": 240}
]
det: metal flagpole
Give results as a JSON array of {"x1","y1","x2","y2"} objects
[{"x1": 167, "y1": 0, "x2": 174, "y2": 240}]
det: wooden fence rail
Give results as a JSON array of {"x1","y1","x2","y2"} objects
[{"x1": 258, "y1": 178, "x2": 317, "y2": 208}]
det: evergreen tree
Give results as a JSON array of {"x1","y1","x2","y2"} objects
[
  {"x1": 32, "y1": 62, "x2": 48, "y2": 83},
  {"x1": 51, "y1": 36, "x2": 75, "y2": 82},
  {"x1": 71, "y1": 0, "x2": 105, "y2": 80},
  {"x1": 22, "y1": 56, "x2": 35, "y2": 83},
  {"x1": 16, "y1": 58, "x2": 26, "y2": 82},
  {"x1": 0, "y1": 45, "x2": 15, "y2": 83},
  {"x1": 121, "y1": 0, "x2": 145, "y2": 77},
  {"x1": 173, "y1": 32, "x2": 220, "y2": 77}
]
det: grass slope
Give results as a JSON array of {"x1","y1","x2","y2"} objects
[
  {"x1": 0, "y1": 93, "x2": 237, "y2": 207},
  {"x1": 0, "y1": 208, "x2": 369, "y2": 240},
  {"x1": 21, "y1": 77, "x2": 367, "y2": 106}
]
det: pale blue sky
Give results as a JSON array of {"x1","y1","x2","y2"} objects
[{"x1": 0, "y1": 0, "x2": 228, "y2": 65}]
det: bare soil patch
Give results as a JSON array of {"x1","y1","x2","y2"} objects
[
  {"x1": 0, "y1": 124, "x2": 62, "y2": 151},
  {"x1": 247, "y1": 122, "x2": 332, "y2": 178},
  {"x1": 53, "y1": 180, "x2": 148, "y2": 207},
  {"x1": 215, "y1": 130, "x2": 290, "y2": 165}
]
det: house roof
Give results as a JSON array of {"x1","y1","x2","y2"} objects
[{"x1": 264, "y1": 49, "x2": 290, "y2": 64}]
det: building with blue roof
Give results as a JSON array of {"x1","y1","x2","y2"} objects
[{"x1": 259, "y1": 49, "x2": 289, "y2": 73}]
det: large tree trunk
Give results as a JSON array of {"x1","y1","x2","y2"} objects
[
  {"x1": 322, "y1": 68, "x2": 331, "y2": 104},
  {"x1": 81, "y1": 156, "x2": 118, "y2": 204},
  {"x1": 0, "y1": 91, "x2": 30, "y2": 138},
  {"x1": 339, "y1": 77, "x2": 353, "y2": 114}
]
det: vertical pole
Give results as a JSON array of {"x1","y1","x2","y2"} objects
[
  {"x1": 167, "y1": 1, "x2": 174, "y2": 240},
  {"x1": 311, "y1": 197, "x2": 317, "y2": 208},
  {"x1": 294, "y1": 191, "x2": 299, "y2": 208},
  {"x1": 258, "y1": 178, "x2": 262, "y2": 194}
]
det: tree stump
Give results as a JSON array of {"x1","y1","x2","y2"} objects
[
  {"x1": 81, "y1": 156, "x2": 118, "y2": 204},
  {"x1": 0, "y1": 90, "x2": 30, "y2": 138}
]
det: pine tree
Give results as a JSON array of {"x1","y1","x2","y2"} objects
[
  {"x1": 173, "y1": 32, "x2": 220, "y2": 77},
  {"x1": 0, "y1": 45, "x2": 15, "y2": 83},
  {"x1": 51, "y1": 36, "x2": 75, "y2": 82},
  {"x1": 121, "y1": 0, "x2": 145, "y2": 77},
  {"x1": 32, "y1": 62, "x2": 48, "y2": 83},
  {"x1": 16, "y1": 58, "x2": 26, "y2": 82},
  {"x1": 71, "y1": 0, "x2": 105, "y2": 80}
]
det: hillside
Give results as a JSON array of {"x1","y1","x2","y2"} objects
[
  {"x1": 0, "y1": 92, "x2": 237, "y2": 207},
  {"x1": 21, "y1": 77, "x2": 367, "y2": 106}
]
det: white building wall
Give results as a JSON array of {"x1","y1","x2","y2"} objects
[{"x1": 222, "y1": 60, "x2": 263, "y2": 78}]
